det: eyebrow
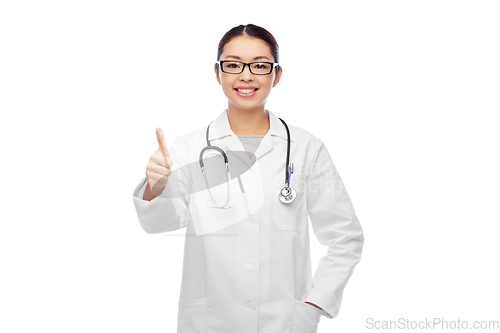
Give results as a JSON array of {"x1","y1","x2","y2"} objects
[{"x1": 224, "y1": 55, "x2": 271, "y2": 61}]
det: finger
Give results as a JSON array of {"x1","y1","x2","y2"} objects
[
  {"x1": 156, "y1": 127, "x2": 170, "y2": 158},
  {"x1": 147, "y1": 172, "x2": 169, "y2": 185},
  {"x1": 148, "y1": 162, "x2": 172, "y2": 176},
  {"x1": 151, "y1": 152, "x2": 172, "y2": 168}
]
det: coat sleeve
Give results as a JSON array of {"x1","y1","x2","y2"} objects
[
  {"x1": 131, "y1": 136, "x2": 193, "y2": 233},
  {"x1": 304, "y1": 140, "x2": 364, "y2": 319}
]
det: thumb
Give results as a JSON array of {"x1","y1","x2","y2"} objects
[{"x1": 156, "y1": 127, "x2": 171, "y2": 160}]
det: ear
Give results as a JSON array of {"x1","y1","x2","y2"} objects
[
  {"x1": 272, "y1": 66, "x2": 283, "y2": 87},
  {"x1": 214, "y1": 63, "x2": 221, "y2": 85}
]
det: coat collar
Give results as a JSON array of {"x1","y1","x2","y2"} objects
[
  {"x1": 206, "y1": 109, "x2": 293, "y2": 167},
  {"x1": 208, "y1": 108, "x2": 293, "y2": 143}
]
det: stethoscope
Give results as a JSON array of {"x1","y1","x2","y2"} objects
[{"x1": 199, "y1": 117, "x2": 296, "y2": 209}]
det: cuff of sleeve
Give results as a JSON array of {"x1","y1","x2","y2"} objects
[
  {"x1": 138, "y1": 180, "x2": 148, "y2": 199},
  {"x1": 305, "y1": 289, "x2": 336, "y2": 319},
  {"x1": 132, "y1": 176, "x2": 151, "y2": 215}
]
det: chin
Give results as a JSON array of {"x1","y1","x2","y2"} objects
[{"x1": 231, "y1": 102, "x2": 265, "y2": 110}]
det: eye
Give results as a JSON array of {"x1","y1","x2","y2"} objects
[
  {"x1": 226, "y1": 62, "x2": 241, "y2": 68},
  {"x1": 253, "y1": 63, "x2": 270, "y2": 69}
]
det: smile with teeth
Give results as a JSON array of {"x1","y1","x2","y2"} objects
[{"x1": 236, "y1": 88, "x2": 257, "y2": 93}]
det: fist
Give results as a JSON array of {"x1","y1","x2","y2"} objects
[{"x1": 146, "y1": 128, "x2": 173, "y2": 197}]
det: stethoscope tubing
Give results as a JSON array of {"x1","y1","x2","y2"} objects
[
  {"x1": 278, "y1": 117, "x2": 291, "y2": 187},
  {"x1": 200, "y1": 116, "x2": 295, "y2": 208}
]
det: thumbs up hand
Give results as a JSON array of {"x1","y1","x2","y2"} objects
[{"x1": 145, "y1": 128, "x2": 173, "y2": 199}]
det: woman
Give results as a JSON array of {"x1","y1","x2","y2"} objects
[{"x1": 132, "y1": 24, "x2": 364, "y2": 333}]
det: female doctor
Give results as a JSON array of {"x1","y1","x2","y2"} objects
[{"x1": 132, "y1": 24, "x2": 364, "y2": 333}]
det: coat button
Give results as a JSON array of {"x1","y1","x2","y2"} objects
[
  {"x1": 248, "y1": 216, "x2": 256, "y2": 224},
  {"x1": 247, "y1": 302, "x2": 256, "y2": 310},
  {"x1": 247, "y1": 258, "x2": 256, "y2": 266}
]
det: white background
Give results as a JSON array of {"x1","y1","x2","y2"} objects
[{"x1": 1, "y1": 0, "x2": 499, "y2": 332}]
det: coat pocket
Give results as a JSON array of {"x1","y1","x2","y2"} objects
[
  {"x1": 177, "y1": 297, "x2": 208, "y2": 333},
  {"x1": 272, "y1": 174, "x2": 307, "y2": 232},
  {"x1": 291, "y1": 299, "x2": 322, "y2": 333}
]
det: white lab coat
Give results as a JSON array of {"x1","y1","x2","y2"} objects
[{"x1": 132, "y1": 109, "x2": 364, "y2": 333}]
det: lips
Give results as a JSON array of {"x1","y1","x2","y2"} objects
[
  {"x1": 234, "y1": 86, "x2": 258, "y2": 90},
  {"x1": 235, "y1": 88, "x2": 258, "y2": 97}
]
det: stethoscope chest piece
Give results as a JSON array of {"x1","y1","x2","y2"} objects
[{"x1": 279, "y1": 186, "x2": 296, "y2": 204}]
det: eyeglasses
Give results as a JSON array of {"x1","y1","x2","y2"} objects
[{"x1": 216, "y1": 60, "x2": 279, "y2": 75}]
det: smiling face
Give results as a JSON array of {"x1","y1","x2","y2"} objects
[{"x1": 214, "y1": 35, "x2": 282, "y2": 114}]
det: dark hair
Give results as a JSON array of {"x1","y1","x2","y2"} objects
[{"x1": 216, "y1": 24, "x2": 280, "y2": 72}]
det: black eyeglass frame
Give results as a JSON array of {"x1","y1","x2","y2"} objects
[{"x1": 216, "y1": 60, "x2": 280, "y2": 75}]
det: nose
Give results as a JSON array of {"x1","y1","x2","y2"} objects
[{"x1": 239, "y1": 64, "x2": 254, "y2": 81}]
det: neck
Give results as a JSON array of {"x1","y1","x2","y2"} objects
[{"x1": 227, "y1": 105, "x2": 270, "y2": 135}]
